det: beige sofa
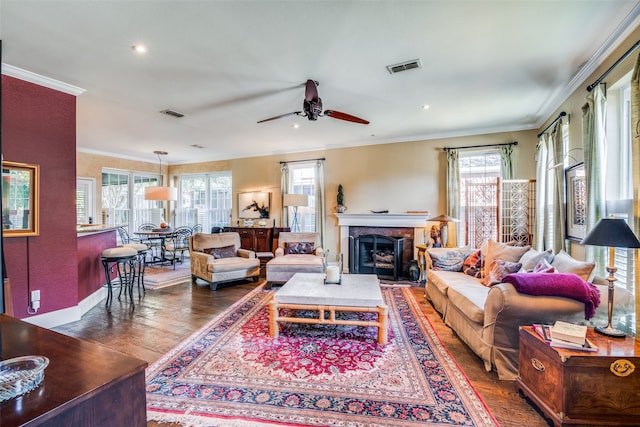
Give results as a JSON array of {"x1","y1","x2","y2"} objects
[
  {"x1": 424, "y1": 246, "x2": 633, "y2": 380},
  {"x1": 189, "y1": 232, "x2": 260, "y2": 289}
]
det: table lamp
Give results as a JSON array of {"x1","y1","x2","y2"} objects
[
  {"x1": 283, "y1": 194, "x2": 308, "y2": 232},
  {"x1": 581, "y1": 216, "x2": 640, "y2": 337},
  {"x1": 428, "y1": 214, "x2": 460, "y2": 248}
]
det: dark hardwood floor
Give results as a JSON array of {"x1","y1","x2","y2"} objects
[{"x1": 53, "y1": 279, "x2": 552, "y2": 427}]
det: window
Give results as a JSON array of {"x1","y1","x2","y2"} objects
[
  {"x1": 458, "y1": 150, "x2": 501, "y2": 247},
  {"x1": 605, "y1": 72, "x2": 634, "y2": 294},
  {"x1": 286, "y1": 162, "x2": 319, "y2": 232},
  {"x1": 102, "y1": 169, "x2": 160, "y2": 232},
  {"x1": 176, "y1": 172, "x2": 232, "y2": 231},
  {"x1": 76, "y1": 177, "x2": 95, "y2": 224}
]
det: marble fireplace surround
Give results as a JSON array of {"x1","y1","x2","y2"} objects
[{"x1": 336, "y1": 213, "x2": 429, "y2": 273}]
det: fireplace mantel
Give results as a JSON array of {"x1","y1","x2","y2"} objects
[
  {"x1": 335, "y1": 213, "x2": 430, "y2": 274},
  {"x1": 336, "y1": 213, "x2": 430, "y2": 227}
]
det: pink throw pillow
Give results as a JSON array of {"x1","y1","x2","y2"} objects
[{"x1": 481, "y1": 259, "x2": 522, "y2": 286}]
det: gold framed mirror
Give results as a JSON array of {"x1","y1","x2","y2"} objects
[{"x1": 2, "y1": 161, "x2": 40, "y2": 237}]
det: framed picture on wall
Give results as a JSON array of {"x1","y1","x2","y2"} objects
[
  {"x1": 238, "y1": 192, "x2": 271, "y2": 219},
  {"x1": 565, "y1": 162, "x2": 586, "y2": 241}
]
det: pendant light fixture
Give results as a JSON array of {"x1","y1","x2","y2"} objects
[{"x1": 144, "y1": 151, "x2": 177, "y2": 201}]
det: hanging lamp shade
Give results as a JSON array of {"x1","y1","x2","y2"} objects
[
  {"x1": 143, "y1": 150, "x2": 177, "y2": 201},
  {"x1": 144, "y1": 186, "x2": 177, "y2": 201}
]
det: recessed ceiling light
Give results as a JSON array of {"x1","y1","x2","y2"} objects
[
  {"x1": 292, "y1": 124, "x2": 299, "y2": 129},
  {"x1": 131, "y1": 44, "x2": 147, "y2": 54},
  {"x1": 421, "y1": 104, "x2": 430, "y2": 110}
]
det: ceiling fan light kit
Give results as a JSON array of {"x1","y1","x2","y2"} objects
[{"x1": 258, "y1": 80, "x2": 369, "y2": 125}]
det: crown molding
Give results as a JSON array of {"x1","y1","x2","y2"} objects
[
  {"x1": 1, "y1": 63, "x2": 86, "y2": 96},
  {"x1": 535, "y1": 3, "x2": 640, "y2": 127}
]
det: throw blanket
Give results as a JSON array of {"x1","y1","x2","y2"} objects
[{"x1": 502, "y1": 273, "x2": 600, "y2": 319}]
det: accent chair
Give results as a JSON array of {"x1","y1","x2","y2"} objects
[
  {"x1": 265, "y1": 232, "x2": 324, "y2": 287},
  {"x1": 189, "y1": 232, "x2": 260, "y2": 290}
]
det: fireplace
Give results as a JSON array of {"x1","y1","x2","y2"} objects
[
  {"x1": 350, "y1": 234, "x2": 407, "y2": 280},
  {"x1": 336, "y1": 213, "x2": 430, "y2": 278}
]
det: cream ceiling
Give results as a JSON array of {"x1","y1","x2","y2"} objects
[{"x1": 1, "y1": 0, "x2": 639, "y2": 164}]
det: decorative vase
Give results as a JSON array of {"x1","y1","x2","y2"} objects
[
  {"x1": 336, "y1": 204, "x2": 347, "y2": 213},
  {"x1": 408, "y1": 260, "x2": 420, "y2": 282}
]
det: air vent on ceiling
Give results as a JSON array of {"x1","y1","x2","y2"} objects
[
  {"x1": 386, "y1": 58, "x2": 422, "y2": 74},
  {"x1": 160, "y1": 109, "x2": 185, "y2": 118}
]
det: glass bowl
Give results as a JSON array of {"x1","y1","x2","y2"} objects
[{"x1": 0, "y1": 355, "x2": 50, "y2": 401}]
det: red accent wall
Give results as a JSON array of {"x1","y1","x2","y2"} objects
[
  {"x1": 2, "y1": 75, "x2": 78, "y2": 319},
  {"x1": 77, "y1": 231, "x2": 116, "y2": 301}
]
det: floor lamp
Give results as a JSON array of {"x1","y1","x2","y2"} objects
[
  {"x1": 581, "y1": 216, "x2": 640, "y2": 337},
  {"x1": 283, "y1": 194, "x2": 308, "y2": 232}
]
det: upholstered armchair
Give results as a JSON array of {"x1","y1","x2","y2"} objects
[
  {"x1": 265, "y1": 232, "x2": 325, "y2": 286},
  {"x1": 189, "y1": 232, "x2": 260, "y2": 290}
]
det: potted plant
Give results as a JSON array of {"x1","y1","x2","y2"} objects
[{"x1": 335, "y1": 184, "x2": 347, "y2": 213}]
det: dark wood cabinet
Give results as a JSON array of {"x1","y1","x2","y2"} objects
[
  {"x1": 224, "y1": 227, "x2": 290, "y2": 253},
  {"x1": 516, "y1": 326, "x2": 640, "y2": 426},
  {"x1": 0, "y1": 314, "x2": 147, "y2": 426}
]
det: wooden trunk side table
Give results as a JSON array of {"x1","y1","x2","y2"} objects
[{"x1": 516, "y1": 326, "x2": 640, "y2": 426}]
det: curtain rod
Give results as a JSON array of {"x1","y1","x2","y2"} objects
[
  {"x1": 537, "y1": 111, "x2": 567, "y2": 138},
  {"x1": 442, "y1": 141, "x2": 517, "y2": 152},
  {"x1": 279, "y1": 157, "x2": 326, "y2": 165},
  {"x1": 587, "y1": 40, "x2": 640, "y2": 92}
]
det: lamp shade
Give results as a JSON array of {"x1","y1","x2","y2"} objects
[
  {"x1": 581, "y1": 217, "x2": 640, "y2": 248},
  {"x1": 283, "y1": 193, "x2": 308, "y2": 207},
  {"x1": 144, "y1": 186, "x2": 178, "y2": 201},
  {"x1": 428, "y1": 214, "x2": 460, "y2": 222}
]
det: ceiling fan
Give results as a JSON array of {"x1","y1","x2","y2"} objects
[{"x1": 257, "y1": 80, "x2": 369, "y2": 125}]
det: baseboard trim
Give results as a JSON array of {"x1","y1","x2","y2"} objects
[{"x1": 22, "y1": 287, "x2": 107, "y2": 329}]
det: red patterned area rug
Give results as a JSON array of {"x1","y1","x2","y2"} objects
[{"x1": 146, "y1": 285, "x2": 499, "y2": 427}]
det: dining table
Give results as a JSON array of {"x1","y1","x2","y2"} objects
[{"x1": 134, "y1": 229, "x2": 176, "y2": 264}]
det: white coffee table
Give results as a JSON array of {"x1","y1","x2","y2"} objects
[{"x1": 269, "y1": 273, "x2": 388, "y2": 344}]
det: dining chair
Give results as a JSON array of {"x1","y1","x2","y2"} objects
[{"x1": 163, "y1": 226, "x2": 193, "y2": 269}]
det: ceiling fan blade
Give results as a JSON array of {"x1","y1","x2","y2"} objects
[
  {"x1": 324, "y1": 110, "x2": 369, "y2": 125},
  {"x1": 257, "y1": 111, "x2": 303, "y2": 123},
  {"x1": 305, "y1": 79, "x2": 319, "y2": 102}
]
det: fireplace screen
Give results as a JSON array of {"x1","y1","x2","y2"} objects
[{"x1": 350, "y1": 234, "x2": 406, "y2": 280}]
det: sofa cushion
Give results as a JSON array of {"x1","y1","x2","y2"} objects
[
  {"x1": 482, "y1": 259, "x2": 522, "y2": 286},
  {"x1": 266, "y1": 254, "x2": 324, "y2": 272},
  {"x1": 429, "y1": 248, "x2": 472, "y2": 271},
  {"x1": 208, "y1": 256, "x2": 260, "y2": 273},
  {"x1": 284, "y1": 241, "x2": 315, "y2": 254},
  {"x1": 446, "y1": 283, "x2": 490, "y2": 324},
  {"x1": 551, "y1": 250, "x2": 595, "y2": 281},
  {"x1": 519, "y1": 248, "x2": 554, "y2": 272},
  {"x1": 482, "y1": 240, "x2": 530, "y2": 279},
  {"x1": 204, "y1": 244, "x2": 237, "y2": 259}
]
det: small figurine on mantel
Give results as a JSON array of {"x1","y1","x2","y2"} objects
[{"x1": 335, "y1": 184, "x2": 347, "y2": 213}]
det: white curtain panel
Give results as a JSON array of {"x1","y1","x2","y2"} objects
[{"x1": 630, "y1": 51, "x2": 640, "y2": 335}]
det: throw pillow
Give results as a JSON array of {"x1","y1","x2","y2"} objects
[
  {"x1": 284, "y1": 241, "x2": 315, "y2": 255},
  {"x1": 519, "y1": 248, "x2": 554, "y2": 272},
  {"x1": 482, "y1": 240, "x2": 531, "y2": 279},
  {"x1": 204, "y1": 245, "x2": 237, "y2": 259},
  {"x1": 428, "y1": 249, "x2": 471, "y2": 272},
  {"x1": 532, "y1": 258, "x2": 555, "y2": 273},
  {"x1": 462, "y1": 249, "x2": 482, "y2": 278},
  {"x1": 482, "y1": 259, "x2": 522, "y2": 286},
  {"x1": 551, "y1": 250, "x2": 596, "y2": 281}
]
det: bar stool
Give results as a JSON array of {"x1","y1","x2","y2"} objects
[
  {"x1": 101, "y1": 247, "x2": 138, "y2": 311},
  {"x1": 123, "y1": 243, "x2": 149, "y2": 296}
]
